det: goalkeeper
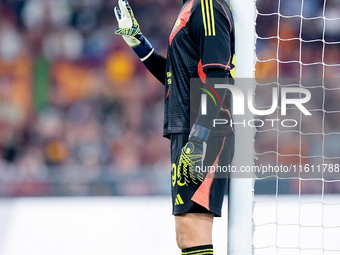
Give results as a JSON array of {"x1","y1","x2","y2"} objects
[{"x1": 114, "y1": 0, "x2": 235, "y2": 254}]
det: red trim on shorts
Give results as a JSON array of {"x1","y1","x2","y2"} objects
[
  {"x1": 191, "y1": 136, "x2": 226, "y2": 210},
  {"x1": 220, "y1": 108, "x2": 235, "y2": 133}
]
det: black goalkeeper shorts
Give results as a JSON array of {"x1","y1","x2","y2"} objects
[{"x1": 170, "y1": 133, "x2": 235, "y2": 217}]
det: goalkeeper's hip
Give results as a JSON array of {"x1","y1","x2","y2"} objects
[{"x1": 170, "y1": 133, "x2": 235, "y2": 217}]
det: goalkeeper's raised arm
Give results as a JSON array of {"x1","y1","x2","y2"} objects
[{"x1": 114, "y1": 0, "x2": 166, "y2": 85}]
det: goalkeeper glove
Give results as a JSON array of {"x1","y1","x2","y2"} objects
[
  {"x1": 114, "y1": 0, "x2": 154, "y2": 61},
  {"x1": 178, "y1": 124, "x2": 210, "y2": 185}
]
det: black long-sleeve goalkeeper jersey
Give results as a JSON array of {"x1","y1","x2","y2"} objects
[{"x1": 143, "y1": 0, "x2": 235, "y2": 138}]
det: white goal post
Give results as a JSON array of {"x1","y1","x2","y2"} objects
[
  {"x1": 227, "y1": 0, "x2": 340, "y2": 255},
  {"x1": 228, "y1": 0, "x2": 256, "y2": 255}
]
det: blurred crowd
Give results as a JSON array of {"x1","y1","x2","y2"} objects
[
  {"x1": 0, "y1": 0, "x2": 339, "y2": 196},
  {"x1": 0, "y1": 0, "x2": 178, "y2": 196}
]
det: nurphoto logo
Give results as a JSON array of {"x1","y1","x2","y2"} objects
[{"x1": 200, "y1": 83, "x2": 312, "y2": 128}]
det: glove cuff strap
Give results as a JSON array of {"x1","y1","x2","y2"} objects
[
  {"x1": 132, "y1": 43, "x2": 151, "y2": 59},
  {"x1": 189, "y1": 124, "x2": 210, "y2": 142},
  {"x1": 140, "y1": 48, "x2": 154, "y2": 61},
  {"x1": 132, "y1": 35, "x2": 154, "y2": 60}
]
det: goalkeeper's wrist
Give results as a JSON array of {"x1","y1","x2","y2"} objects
[
  {"x1": 132, "y1": 34, "x2": 154, "y2": 61},
  {"x1": 132, "y1": 44, "x2": 154, "y2": 61},
  {"x1": 189, "y1": 124, "x2": 210, "y2": 142}
]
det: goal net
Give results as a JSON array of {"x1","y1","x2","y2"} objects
[{"x1": 252, "y1": 0, "x2": 340, "y2": 254}]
